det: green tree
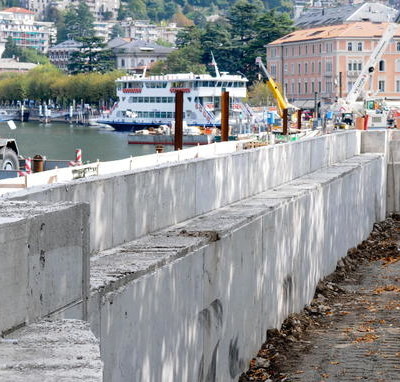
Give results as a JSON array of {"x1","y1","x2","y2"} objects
[
  {"x1": 1, "y1": 37, "x2": 22, "y2": 59},
  {"x1": 68, "y1": 37, "x2": 116, "y2": 74},
  {"x1": 111, "y1": 23, "x2": 124, "y2": 39},
  {"x1": 63, "y1": 3, "x2": 95, "y2": 41}
]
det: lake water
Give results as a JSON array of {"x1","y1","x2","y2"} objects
[{"x1": 0, "y1": 121, "x2": 175, "y2": 162}]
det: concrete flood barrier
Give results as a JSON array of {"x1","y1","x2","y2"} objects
[{"x1": 0, "y1": 130, "x2": 396, "y2": 380}]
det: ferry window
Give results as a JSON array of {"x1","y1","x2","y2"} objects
[
  {"x1": 149, "y1": 112, "x2": 155, "y2": 118},
  {"x1": 162, "y1": 97, "x2": 167, "y2": 103},
  {"x1": 161, "y1": 112, "x2": 167, "y2": 118},
  {"x1": 138, "y1": 97, "x2": 143, "y2": 103},
  {"x1": 227, "y1": 82, "x2": 232, "y2": 87},
  {"x1": 144, "y1": 97, "x2": 150, "y2": 103},
  {"x1": 137, "y1": 112, "x2": 142, "y2": 117},
  {"x1": 156, "y1": 97, "x2": 161, "y2": 102},
  {"x1": 149, "y1": 97, "x2": 154, "y2": 103},
  {"x1": 168, "y1": 97, "x2": 174, "y2": 103},
  {"x1": 131, "y1": 82, "x2": 143, "y2": 88},
  {"x1": 172, "y1": 81, "x2": 184, "y2": 88},
  {"x1": 167, "y1": 112, "x2": 173, "y2": 118},
  {"x1": 128, "y1": 97, "x2": 133, "y2": 102}
]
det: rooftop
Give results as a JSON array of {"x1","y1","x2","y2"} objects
[
  {"x1": 2, "y1": 7, "x2": 35, "y2": 15},
  {"x1": 295, "y1": 2, "x2": 398, "y2": 29},
  {"x1": 269, "y1": 22, "x2": 400, "y2": 45}
]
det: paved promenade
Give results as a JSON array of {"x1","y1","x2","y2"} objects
[{"x1": 240, "y1": 216, "x2": 400, "y2": 382}]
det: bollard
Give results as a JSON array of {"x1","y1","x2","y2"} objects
[{"x1": 33, "y1": 155, "x2": 44, "y2": 172}]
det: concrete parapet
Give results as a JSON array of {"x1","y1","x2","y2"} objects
[
  {"x1": 0, "y1": 201, "x2": 90, "y2": 336},
  {"x1": 5, "y1": 131, "x2": 360, "y2": 254},
  {"x1": 0, "y1": 319, "x2": 102, "y2": 381},
  {"x1": 90, "y1": 153, "x2": 384, "y2": 381}
]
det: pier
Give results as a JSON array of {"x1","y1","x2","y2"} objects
[{"x1": 0, "y1": 130, "x2": 399, "y2": 381}]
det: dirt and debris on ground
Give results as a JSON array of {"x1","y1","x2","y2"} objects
[{"x1": 239, "y1": 215, "x2": 400, "y2": 382}]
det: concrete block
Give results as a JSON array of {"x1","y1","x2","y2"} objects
[
  {"x1": 0, "y1": 319, "x2": 102, "y2": 381},
  {"x1": 0, "y1": 201, "x2": 89, "y2": 335},
  {"x1": 361, "y1": 130, "x2": 388, "y2": 154}
]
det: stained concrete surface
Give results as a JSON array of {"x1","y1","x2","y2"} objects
[
  {"x1": 0, "y1": 319, "x2": 102, "y2": 381},
  {"x1": 240, "y1": 217, "x2": 400, "y2": 382}
]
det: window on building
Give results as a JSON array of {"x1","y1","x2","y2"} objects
[
  {"x1": 298, "y1": 82, "x2": 301, "y2": 94},
  {"x1": 353, "y1": 62, "x2": 357, "y2": 71},
  {"x1": 319, "y1": 44, "x2": 322, "y2": 53},
  {"x1": 357, "y1": 42, "x2": 362, "y2": 51},
  {"x1": 312, "y1": 62, "x2": 315, "y2": 73},
  {"x1": 305, "y1": 45, "x2": 308, "y2": 54},
  {"x1": 347, "y1": 42, "x2": 352, "y2": 51},
  {"x1": 291, "y1": 81, "x2": 295, "y2": 94},
  {"x1": 326, "y1": 61, "x2": 332, "y2": 73},
  {"x1": 326, "y1": 81, "x2": 332, "y2": 93},
  {"x1": 284, "y1": 83, "x2": 288, "y2": 94},
  {"x1": 292, "y1": 47, "x2": 295, "y2": 56},
  {"x1": 305, "y1": 63, "x2": 308, "y2": 74},
  {"x1": 379, "y1": 60, "x2": 385, "y2": 72},
  {"x1": 121, "y1": 58, "x2": 125, "y2": 67},
  {"x1": 378, "y1": 80, "x2": 385, "y2": 92},
  {"x1": 318, "y1": 81, "x2": 321, "y2": 92},
  {"x1": 312, "y1": 45, "x2": 315, "y2": 54},
  {"x1": 396, "y1": 59, "x2": 400, "y2": 72},
  {"x1": 397, "y1": 42, "x2": 400, "y2": 51},
  {"x1": 271, "y1": 64, "x2": 277, "y2": 76},
  {"x1": 358, "y1": 62, "x2": 362, "y2": 71},
  {"x1": 298, "y1": 63, "x2": 301, "y2": 74},
  {"x1": 305, "y1": 82, "x2": 308, "y2": 94},
  {"x1": 311, "y1": 81, "x2": 315, "y2": 93},
  {"x1": 291, "y1": 63, "x2": 295, "y2": 74},
  {"x1": 284, "y1": 63, "x2": 288, "y2": 72},
  {"x1": 348, "y1": 62, "x2": 352, "y2": 71},
  {"x1": 318, "y1": 62, "x2": 321, "y2": 73},
  {"x1": 396, "y1": 79, "x2": 400, "y2": 92}
]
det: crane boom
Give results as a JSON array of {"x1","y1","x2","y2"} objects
[
  {"x1": 346, "y1": 23, "x2": 397, "y2": 105},
  {"x1": 255, "y1": 57, "x2": 289, "y2": 117}
]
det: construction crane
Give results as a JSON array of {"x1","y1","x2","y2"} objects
[
  {"x1": 255, "y1": 56, "x2": 291, "y2": 118},
  {"x1": 345, "y1": 22, "x2": 397, "y2": 107}
]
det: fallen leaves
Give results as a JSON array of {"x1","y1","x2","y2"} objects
[
  {"x1": 382, "y1": 256, "x2": 400, "y2": 266},
  {"x1": 353, "y1": 333, "x2": 379, "y2": 343},
  {"x1": 373, "y1": 285, "x2": 400, "y2": 294}
]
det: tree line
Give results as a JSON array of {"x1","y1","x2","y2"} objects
[
  {"x1": 150, "y1": 1, "x2": 294, "y2": 81},
  {"x1": 0, "y1": 65, "x2": 123, "y2": 106}
]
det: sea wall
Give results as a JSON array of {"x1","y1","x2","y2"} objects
[
  {"x1": 6, "y1": 131, "x2": 360, "y2": 254},
  {"x1": 0, "y1": 130, "x2": 395, "y2": 381},
  {"x1": 89, "y1": 152, "x2": 385, "y2": 381}
]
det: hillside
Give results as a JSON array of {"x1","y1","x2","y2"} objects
[{"x1": 118, "y1": 0, "x2": 293, "y2": 23}]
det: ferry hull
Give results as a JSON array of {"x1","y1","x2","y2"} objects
[
  {"x1": 97, "y1": 120, "x2": 221, "y2": 132},
  {"x1": 128, "y1": 134, "x2": 214, "y2": 145}
]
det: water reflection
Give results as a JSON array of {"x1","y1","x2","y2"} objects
[{"x1": 0, "y1": 121, "x2": 174, "y2": 162}]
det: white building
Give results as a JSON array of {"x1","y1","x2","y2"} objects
[
  {"x1": 0, "y1": 7, "x2": 56, "y2": 55},
  {"x1": 108, "y1": 37, "x2": 174, "y2": 73},
  {"x1": 22, "y1": 0, "x2": 120, "y2": 21},
  {"x1": 120, "y1": 19, "x2": 181, "y2": 45}
]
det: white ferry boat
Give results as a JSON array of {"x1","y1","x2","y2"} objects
[{"x1": 97, "y1": 70, "x2": 250, "y2": 132}]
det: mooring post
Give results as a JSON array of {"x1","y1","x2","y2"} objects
[
  {"x1": 297, "y1": 109, "x2": 302, "y2": 130},
  {"x1": 174, "y1": 91, "x2": 184, "y2": 150},
  {"x1": 283, "y1": 108, "x2": 288, "y2": 135},
  {"x1": 221, "y1": 90, "x2": 229, "y2": 141}
]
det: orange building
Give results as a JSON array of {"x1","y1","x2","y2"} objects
[{"x1": 266, "y1": 22, "x2": 400, "y2": 108}]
